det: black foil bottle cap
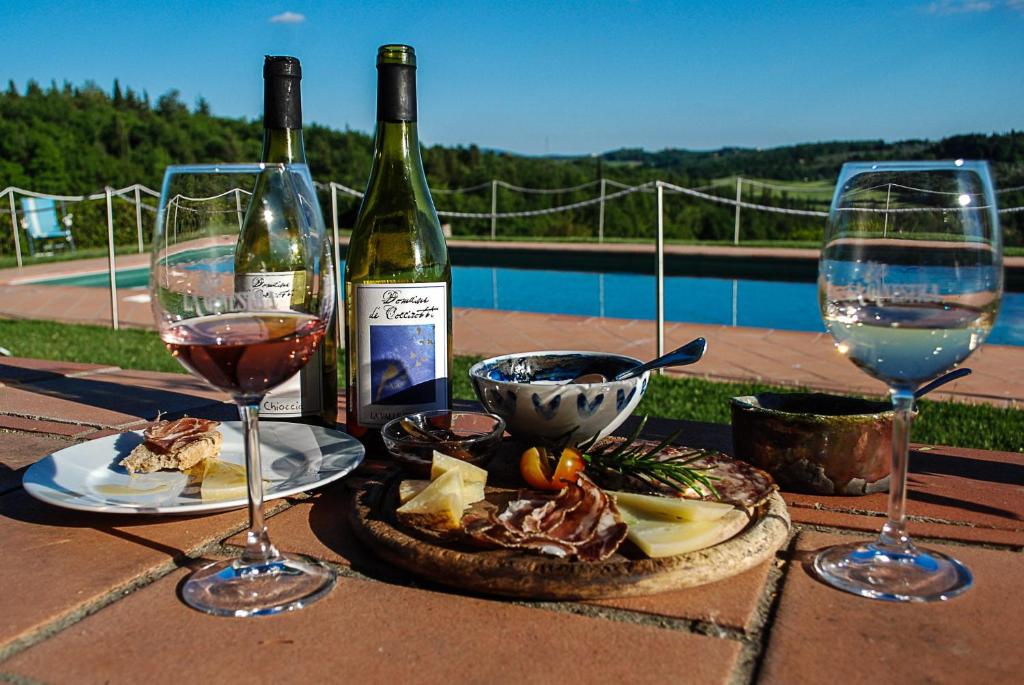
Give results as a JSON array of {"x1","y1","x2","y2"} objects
[
  {"x1": 376, "y1": 45, "x2": 416, "y2": 123},
  {"x1": 264, "y1": 55, "x2": 302, "y2": 129}
]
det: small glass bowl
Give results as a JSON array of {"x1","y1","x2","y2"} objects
[{"x1": 381, "y1": 410, "x2": 506, "y2": 475}]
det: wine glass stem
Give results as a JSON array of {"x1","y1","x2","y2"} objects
[
  {"x1": 238, "y1": 402, "x2": 280, "y2": 564},
  {"x1": 879, "y1": 387, "x2": 915, "y2": 551}
]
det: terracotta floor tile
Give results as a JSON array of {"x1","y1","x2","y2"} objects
[
  {"x1": 222, "y1": 486, "x2": 387, "y2": 574},
  {"x1": 781, "y1": 447, "x2": 1024, "y2": 534},
  {"x1": 14, "y1": 375, "x2": 224, "y2": 426},
  {"x1": 0, "y1": 431, "x2": 74, "y2": 494},
  {"x1": 592, "y1": 559, "x2": 774, "y2": 633},
  {"x1": 0, "y1": 385, "x2": 142, "y2": 428},
  {"x1": 2, "y1": 570, "x2": 742, "y2": 684},
  {"x1": 759, "y1": 531, "x2": 1024, "y2": 685},
  {"x1": 787, "y1": 506, "x2": 1024, "y2": 547},
  {"x1": 0, "y1": 488, "x2": 250, "y2": 649},
  {"x1": 0, "y1": 415, "x2": 93, "y2": 438},
  {"x1": 0, "y1": 358, "x2": 118, "y2": 384}
]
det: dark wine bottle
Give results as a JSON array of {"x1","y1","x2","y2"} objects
[
  {"x1": 234, "y1": 55, "x2": 339, "y2": 427},
  {"x1": 345, "y1": 45, "x2": 452, "y2": 441}
]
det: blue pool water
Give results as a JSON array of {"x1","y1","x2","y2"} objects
[{"x1": 36, "y1": 263, "x2": 1024, "y2": 346}]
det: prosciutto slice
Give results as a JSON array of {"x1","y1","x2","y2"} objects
[
  {"x1": 462, "y1": 474, "x2": 628, "y2": 562},
  {"x1": 143, "y1": 417, "x2": 221, "y2": 454}
]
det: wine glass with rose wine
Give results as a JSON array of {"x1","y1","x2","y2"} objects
[
  {"x1": 152, "y1": 163, "x2": 335, "y2": 616},
  {"x1": 816, "y1": 160, "x2": 1001, "y2": 602}
]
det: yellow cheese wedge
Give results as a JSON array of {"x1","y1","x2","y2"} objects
[
  {"x1": 199, "y1": 460, "x2": 260, "y2": 502},
  {"x1": 610, "y1": 490, "x2": 735, "y2": 522},
  {"x1": 399, "y1": 479, "x2": 431, "y2": 504},
  {"x1": 430, "y1": 450, "x2": 488, "y2": 486},
  {"x1": 396, "y1": 469, "x2": 466, "y2": 530},
  {"x1": 625, "y1": 509, "x2": 748, "y2": 558}
]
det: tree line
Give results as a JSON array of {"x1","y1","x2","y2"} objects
[{"x1": 0, "y1": 79, "x2": 1020, "y2": 254}]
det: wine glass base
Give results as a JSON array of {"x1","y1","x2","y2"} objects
[
  {"x1": 812, "y1": 541, "x2": 972, "y2": 603},
  {"x1": 182, "y1": 553, "x2": 336, "y2": 617}
]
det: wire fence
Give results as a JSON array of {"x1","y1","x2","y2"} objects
[
  {"x1": 4, "y1": 175, "x2": 1021, "y2": 349},
  {"x1": 4, "y1": 174, "x2": 1022, "y2": 261}
]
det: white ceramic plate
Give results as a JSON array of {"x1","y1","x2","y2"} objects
[{"x1": 23, "y1": 421, "x2": 365, "y2": 515}]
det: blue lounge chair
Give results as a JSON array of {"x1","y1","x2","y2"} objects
[{"x1": 20, "y1": 197, "x2": 75, "y2": 256}]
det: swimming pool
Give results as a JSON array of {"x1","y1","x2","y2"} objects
[{"x1": 34, "y1": 263, "x2": 1024, "y2": 346}]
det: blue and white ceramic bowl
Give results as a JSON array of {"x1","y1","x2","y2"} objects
[{"x1": 468, "y1": 351, "x2": 650, "y2": 447}]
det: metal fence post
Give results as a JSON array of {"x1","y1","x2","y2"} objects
[
  {"x1": 105, "y1": 186, "x2": 119, "y2": 330},
  {"x1": 234, "y1": 189, "x2": 244, "y2": 229},
  {"x1": 655, "y1": 181, "x2": 665, "y2": 363},
  {"x1": 598, "y1": 178, "x2": 606, "y2": 243},
  {"x1": 490, "y1": 179, "x2": 498, "y2": 240},
  {"x1": 734, "y1": 176, "x2": 742, "y2": 245},
  {"x1": 134, "y1": 185, "x2": 144, "y2": 252},
  {"x1": 6, "y1": 189, "x2": 22, "y2": 268}
]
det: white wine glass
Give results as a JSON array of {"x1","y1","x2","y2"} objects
[
  {"x1": 816, "y1": 160, "x2": 1001, "y2": 602},
  {"x1": 152, "y1": 163, "x2": 336, "y2": 616}
]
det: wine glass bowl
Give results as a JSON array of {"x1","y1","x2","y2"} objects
[
  {"x1": 814, "y1": 160, "x2": 1001, "y2": 602},
  {"x1": 152, "y1": 163, "x2": 337, "y2": 616}
]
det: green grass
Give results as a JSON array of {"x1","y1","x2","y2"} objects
[{"x1": 2, "y1": 318, "x2": 1020, "y2": 452}]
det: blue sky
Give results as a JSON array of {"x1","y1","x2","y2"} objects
[{"x1": 3, "y1": 1, "x2": 1021, "y2": 155}]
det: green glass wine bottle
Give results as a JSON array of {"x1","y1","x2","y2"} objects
[
  {"x1": 234, "y1": 55, "x2": 338, "y2": 427},
  {"x1": 345, "y1": 45, "x2": 452, "y2": 441}
]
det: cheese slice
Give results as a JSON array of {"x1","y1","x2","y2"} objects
[
  {"x1": 610, "y1": 490, "x2": 734, "y2": 522},
  {"x1": 625, "y1": 509, "x2": 748, "y2": 558},
  {"x1": 431, "y1": 451, "x2": 488, "y2": 486},
  {"x1": 396, "y1": 469, "x2": 466, "y2": 530},
  {"x1": 400, "y1": 478, "x2": 485, "y2": 506},
  {"x1": 198, "y1": 459, "x2": 262, "y2": 502}
]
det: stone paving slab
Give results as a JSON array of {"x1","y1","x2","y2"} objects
[
  {"x1": 783, "y1": 446, "x2": 1024, "y2": 536},
  {"x1": 20, "y1": 374, "x2": 225, "y2": 426},
  {"x1": 759, "y1": 531, "x2": 1024, "y2": 685},
  {"x1": 0, "y1": 431, "x2": 75, "y2": 494},
  {"x1": 0, "y1": 488, "x2": 251, "y2": 650},
  {"x1": 0, "y1": 357, "x2": 1021, "y2": 682},
  {"x1": 223, "y1": 483, "x2": 778, "y2": 635},
  {"x1": 0, "y1": 358, "x2": 119, "y2": 385},
  {"x1": 0, "y1": 385, "x2": 146, "y2": 429},
  {"x1": 1, "y1": 569, "x2": 743, "y2": 685},
  {"x1": 0, "y1": 415, "x2": 95, "y2": 438}
]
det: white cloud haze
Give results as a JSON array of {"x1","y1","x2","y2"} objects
[
  {"x1": 269, "y1": 11, "x2": 306, "y2": 24},
  {"x1": 925, "y1": 0, "x2": 1024, "y2": 13}
]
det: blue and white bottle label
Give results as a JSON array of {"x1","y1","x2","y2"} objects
[{"x1": 354, "y1": 282, "x2": 449, "y2": 427}]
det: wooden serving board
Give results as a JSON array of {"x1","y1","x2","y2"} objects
[{"x1": 348, "y1": 473, "x2": 791, "y2": 600}]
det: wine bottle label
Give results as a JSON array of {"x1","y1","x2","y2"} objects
[
  {"x1": 235, "y1": 271, "x2": 307, "y2": 310},
  {"x1": 354, "y1": 282, "x2": 449, "y2": 427},
  {"x1": 235, "y1": 270, "x2": 322, "y2": 417}
]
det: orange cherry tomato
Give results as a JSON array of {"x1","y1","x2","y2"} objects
[{"x1": 520, "y1": 446, "x2": 585, "y2": 491}]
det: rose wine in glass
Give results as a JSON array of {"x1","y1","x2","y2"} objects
[
  {"x1": 152, "y1": 162, "x2": 336, "y2": 617},
  {"x1": 815, "y1": 160, "x2": 1001, "y2": 602}
]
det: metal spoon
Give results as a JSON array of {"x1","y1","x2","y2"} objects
[
  {"x1": 915, "y1": 367, "x2": 972, "y2": 399},
  {"x1": 572, "y1": 337, "x2": 708, "y2": 384}
]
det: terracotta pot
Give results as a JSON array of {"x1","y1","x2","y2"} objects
[{"x1": 730, "y1": 393, "x2": 898, "y2": 495}]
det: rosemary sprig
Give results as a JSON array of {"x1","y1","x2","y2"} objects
[{"x1": 580, "y1": 416, "x2": 719, "y2": 498}]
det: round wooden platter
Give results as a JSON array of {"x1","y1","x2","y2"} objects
[{"x1": 348, "y1": 473, "x2": 791, "y2": 600}]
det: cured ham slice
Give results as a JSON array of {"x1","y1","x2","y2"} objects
[
  {"x1": 462, "y1": 474, "x2": 628, "y2": 562},
  {"x1": 588, "y1": 437, "x2": 777, "y2": 509},
  {"x1": 144, "y1": 417, "x2": 221, "y2": 454}
]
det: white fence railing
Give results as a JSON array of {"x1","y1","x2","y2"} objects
[{"x1": 2, "y1": 178, "x2": 1022, "y2": 348}]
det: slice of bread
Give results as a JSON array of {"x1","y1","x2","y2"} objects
[{"x1": 120, "y1": 431, "x2": 222, "y2": 474}]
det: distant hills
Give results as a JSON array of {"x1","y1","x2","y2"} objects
[{"x1": 1, "y1": 79, "x2": 1021, "y2": 250}]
